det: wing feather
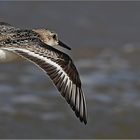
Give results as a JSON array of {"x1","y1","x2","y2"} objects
[{"x1": 1, "y1": 38, "x2": 87, "y2": 124}]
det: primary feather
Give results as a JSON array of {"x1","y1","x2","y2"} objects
[{"x1": 0, "y1": 23, "x2": 87, "y2": 124}]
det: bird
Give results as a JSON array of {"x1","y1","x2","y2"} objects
[{"x1": 0, "y1": 22, "x2": 87, "y2": 124}]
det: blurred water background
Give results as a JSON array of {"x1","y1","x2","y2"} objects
[{"x1": 0, "y1": 1, "x2": 140, "y2": 139}]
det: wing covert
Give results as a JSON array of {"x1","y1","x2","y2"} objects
[{"x1": 0, "y1": 37, "x2": 87, "y2": 124}]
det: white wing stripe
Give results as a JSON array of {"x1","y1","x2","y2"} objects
[
  {"x1": 3, "y1": 47, "x2": 87, "y2": 124},
  {"x1": 5, "y1": 47, "x2": 71, "y2": 81}
]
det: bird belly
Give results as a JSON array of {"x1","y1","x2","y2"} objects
[{"x1": 0, "y1": 49, "x2": 21, "y2": 63}]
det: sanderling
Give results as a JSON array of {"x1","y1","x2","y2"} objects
[{"x1": 0, "y1": 22, "x2": 87, "y2": 124}]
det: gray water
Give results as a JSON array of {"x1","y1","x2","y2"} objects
[{"x1": 0, "y1": 1, "x2": 140, "y2": 139}]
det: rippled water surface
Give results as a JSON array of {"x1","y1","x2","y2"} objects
[{"x1": 0, "y1": 1, "x2": 140, "y2": 139}]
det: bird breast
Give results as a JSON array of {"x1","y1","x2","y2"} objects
[{"x1": 0, "y1": 49, "x2": 21, "y2": 63}]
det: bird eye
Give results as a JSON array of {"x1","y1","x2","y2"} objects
[{"x1": 52, "y1": 34, "x2": 57, "y2": 40}]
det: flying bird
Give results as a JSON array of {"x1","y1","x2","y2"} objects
[{"x1": 0, "y1": 22, "x2": 87, "y2": 124}]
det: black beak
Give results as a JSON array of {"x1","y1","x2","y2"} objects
[{"x1": 58, "y1": 40, "x2": 71, "y2": 50}]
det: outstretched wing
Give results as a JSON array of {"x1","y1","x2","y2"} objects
[{"x1": 1, "y1": 38, "x2": 87, "y2": 124}]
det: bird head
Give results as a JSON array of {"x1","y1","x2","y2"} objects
[{"x1": 33, "y1": 29, "x2": 71, "y2": 50}]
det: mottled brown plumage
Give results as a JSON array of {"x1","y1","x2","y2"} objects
[{"x1": 0, "y1": 22, "x2": 87, "y2": 124}]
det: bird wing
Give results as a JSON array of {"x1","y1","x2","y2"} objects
[{"x1": 1, "y1": 38, "x2": 87, "y2": 124}]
